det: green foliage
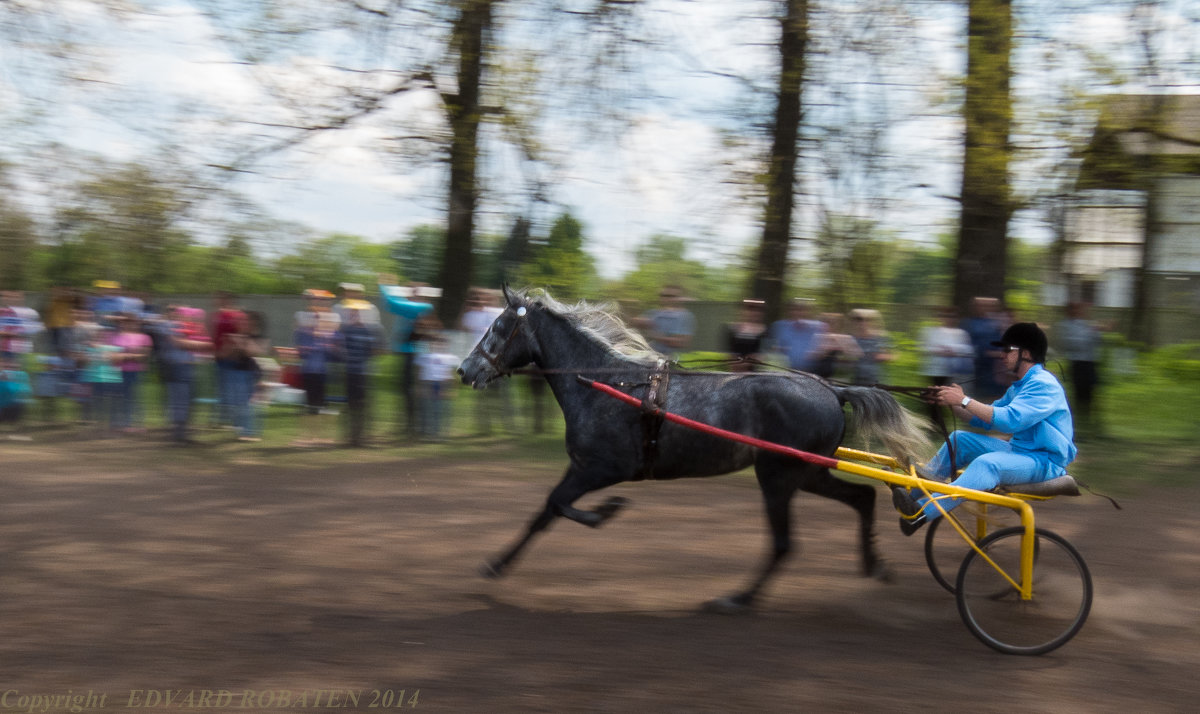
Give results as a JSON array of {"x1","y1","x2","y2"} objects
[
  {"x1": 885, "y1": 239, "x2": 954, "y2": 309},
  {"x1": 391, "y1": 225, "x2": 445, "y2": 285},
  {"x1": 270, "y1": 233, "x2": 392, "y2": 294},
  {"x1": 1004, "y1": 239, "x2": 1051, "y2": 316},
  {"x1": 1141, "y1": 343, "x2": 1200, "y2": 382},
  {"x1": 514, "y1": 213, "x2": 600, "y2": 302},
  {"x1": 607, "y1": 234, "x2": 733, "y2": 307},
  {"x1": 0, "y1": 181, "x2": 37, "y2": 289},
  {"x1": 469, "y1": 231, "x2": 506, "y2": 289},
  {"x1": 804, "y1": 215, "x2": 891, "y2": 311}
]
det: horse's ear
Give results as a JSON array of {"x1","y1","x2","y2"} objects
[{"x1": 502, "y1": 283, "x2": 518, "y2": 306}]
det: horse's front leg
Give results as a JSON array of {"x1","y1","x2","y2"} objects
[{"x1": 480, "y1": 467, "x2": 628, "y2": 579}]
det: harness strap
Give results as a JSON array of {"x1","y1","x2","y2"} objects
[
  {"x1": 1074, "y1": 479, "x2": 1123, "y2": 509},
  {"x1": 636, "y1": 360, "x2": 671, "y2": 481},
  {"x1": 479, "y1": 312, "x2": 524, "y2": 376}
]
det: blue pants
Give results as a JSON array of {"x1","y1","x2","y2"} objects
[
  {"x1": 167, "y1": 363, "x2": 194, "y2": 440},
  {"x1": 91, "y1": 382, "x2": 121, "y2": 429},
  {"x1": 216, "y1": 360, "x2": 235, "y2": 425},
  {"x1": 118, "y1": 371, "x2": 142, "y2": 428},
  {"x1": 228, "y1": 368, "x2": 258, "y2": 437},
  {"x1": 419, "y1": 382, "x2": 448, "y2": 438},
  {"x1": 918, "y1": 431, "x2": 1057, "y2": 520}
]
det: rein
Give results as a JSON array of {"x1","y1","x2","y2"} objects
[
  {"x1": 476, "y1": 310, "x2": 959, "y2": 476},
  {"x1": 869, "y1": 383, "x2": 960, "y2": 477}
]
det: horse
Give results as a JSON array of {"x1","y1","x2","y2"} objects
[{"x1": 458, "y1": 286, "x2": 929, "y2": 611}]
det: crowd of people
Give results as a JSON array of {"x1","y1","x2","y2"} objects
[
  {"x1": 0, "y1": 278, "x2": 536, "y2": 447},
  {"x1": 706, "y1": 288, "x2": 1104, "y2": 439},
  {"x1": 0, "y1": 281, "x2": 1108, "y2": 446}
]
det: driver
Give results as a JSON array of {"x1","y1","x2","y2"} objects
[{"x1": 894, "y1": 322, "x2": 1077, "y2": 535}]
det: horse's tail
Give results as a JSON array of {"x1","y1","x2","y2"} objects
[{"x1": 832, "y1": 385, "x2": 931, "y2": 468}]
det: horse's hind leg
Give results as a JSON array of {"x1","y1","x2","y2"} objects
[
  {"x1": 481, "y1": 467, "x2": 627, "y2": 578},
  {"x1": 707, "y1": 465, "x2": 798, "y2": 613},
  {"x1": 800, "y1": 468, "x2": 892, "y2": 581}
]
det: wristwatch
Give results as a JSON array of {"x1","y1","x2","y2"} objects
[{"x1": 960, "y1": 396, "x2": 972, "y2": 408}]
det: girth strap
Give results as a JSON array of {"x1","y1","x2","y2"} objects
[{"x1": 637, "y1": 360, "x2": 671, "y2": 480}]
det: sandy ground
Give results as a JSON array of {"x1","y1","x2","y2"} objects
[{"x1": 0, "y1": 437, "x2": 1197, "y2": 713}]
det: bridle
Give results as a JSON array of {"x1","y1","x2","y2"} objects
[{"x1": 476, "y1": 305, "x2": 528, "y2": 377}]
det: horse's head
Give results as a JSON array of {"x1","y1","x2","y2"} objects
[{"x1": 458, "y1": 285, "x2": 538, "y2": 389}]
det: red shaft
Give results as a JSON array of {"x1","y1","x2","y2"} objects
[{"x1": 585, "y1": 378, "x2": 841, "y2": 470}]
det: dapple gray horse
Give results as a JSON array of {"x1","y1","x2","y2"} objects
[{"x1": 459, "y1": 287, "x2": 927, "y2": 611}]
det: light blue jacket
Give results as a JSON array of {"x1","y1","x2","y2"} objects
[
  {"x1": 971, "y1": 363, "x2": 1077, "y2": 472},
  {"x1": 379, "y1": 285, "x2": 434, "y2": 354}
]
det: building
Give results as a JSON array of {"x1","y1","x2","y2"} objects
[{"x1": 1054, "y1": 94, "x2": 1200, "y2": 344}]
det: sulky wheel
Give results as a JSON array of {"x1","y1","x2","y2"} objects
[
  {"x1": 924, "y1": 505, "x2": 1020, "y2": 594},
  {"x1": 955, "y1": 527, "x2": 1092, "y2": 656}
]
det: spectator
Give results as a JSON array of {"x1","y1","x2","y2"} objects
[
  {"x1": 65, "y1": 308, "x2": 101, "y2": 420},
  {"x1": 1057, "y1": 301, "x2": 1105, "y2": 439},
  {"x1": 116, "y1": 290, "x2": 145, "y2": 318},
  {"x1": 111, "y1": 313, "x2": 153, "y2": 433},
  {"x1": 222, "y1": 311, "x2": 269, "y2": 442},
  {"x1": 378, "y1": 274, "x2": 435, "y2": 440},
  {"x1": 292, "y1": 302, "x2": 340, "y2": 447},
  {"x1": 461, "y1": 288, "x2": 507, "y2": 434},
  {"x1": 961, "y1": 296, "x2": 1005, "y2": 401},
  {"x1": 154, "y1": 306, "x2": 212, "y2": 446},
  {"x1": 991, "y1": 305, "x2": 1020, "y2": 393},
  {"x1": 335, "y1": 282, "x2": 382, "y2": 329},
  {"x1": 338, "y1": 301, "x2": 381, "y2": 447},
  {"x1": 848, "y1": 308, "x2": 895, "y2": 386},
  {"x1": 43, "y1": 287, "x2": 80, "y2": 358},
  {"x1": 809, "y1": 313, "x2": 862, "y2": 381},
  {"x1": 415, "y1": 333, "x2": 460, "y2": 442},
  {"x1": 769, "y1": 298, "x2": 827, "y2": 372},
  {"x1": 87, "y1": 281, "x2": 124, "y2": 327},
  {"x1": 295, "y1": 288, "x2": 340, "y2": 331},
  {"x1": 919, "y1": 306, "x2": 974, "y2": 419},
  {"x1": 638, "y1": 285, "x2": 696, "y2": 358},
  {"x1": 81, "y1": 327, "x2": 122, "y2": 431},
  {"x1": 1, "y1": 290, "x2": 45, "y2": 362},
  {"x1": 723, "y1": 299, "x2": 768, "y2": 372},
  {"x1": 0, "y1": 354, "x2": 33, "y2": 441},
  {"x1": 211, "y1": 291, "x2": 246, "y2": 427}
]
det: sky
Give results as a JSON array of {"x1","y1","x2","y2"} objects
[{"x1": 4, "y1": 0, "x2": 1198, "y2": 280}]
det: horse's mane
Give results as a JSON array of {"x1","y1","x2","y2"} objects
[{"x1": 517, "y1": 288, "x2": 659, "y2": 361}]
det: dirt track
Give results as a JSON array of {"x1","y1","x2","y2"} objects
[{"x1": 1, "y1": 438, "x2": 1197, "y2": 713}]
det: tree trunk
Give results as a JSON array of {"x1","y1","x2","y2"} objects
[
  {"x1": 752, "y1": 0, "x2": 808, "y2": 325},
  {"x1": 1130, "y1": 183, "x2": 1157, "y2": 346},
  {"x1": 1129, "y1": 94, "x2": 1167, "y2": 347},
  {"x1": 438, "y1": 0, "x2": 493, "y2": 327},
  {"x1": 953, "y1": 0, "x2": 1013, "y2": 313}
]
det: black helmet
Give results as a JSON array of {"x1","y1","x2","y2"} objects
[{"x1": 992, "y1": 322, "x2": 1047, "y2": 363}]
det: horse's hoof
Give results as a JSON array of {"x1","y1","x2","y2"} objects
[
  {"x1": 866, "y1": 561, "x2": 896, "y2": 583},
  {"x1": 593, "y1": 496, "x2": 630, "y2": 522},
  {"x1": 702, "y1": 595, "x2": 754, "y2": 615},
  {"x1": 478, "y1": 561, "x2": 505, "y2": 579}
]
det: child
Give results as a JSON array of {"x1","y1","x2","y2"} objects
[
  {"x1": 156, "y1": 306, "x2": 212, "y2": 445},
  {"x1": 414, "y1": 334, "x2": 460, "y2": 442},
  {"x1": 0, "y1": 355, "x2": 33, "y2": 440},
  {"x1": 81, "y1": 327, "x2": 123, "y2": 432},
  {"x1": 292, "y1": 308, "x2": 340, "y2": 446},
  {"x1": 111, "y1": 313, "x2": 152, "y2": 432},
  {"x1": 221, "y1": 311, "x2": 269, "y2": 442},
  {"x1": 338, "y1": 302, "x2": 380, "y2": 447}
]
